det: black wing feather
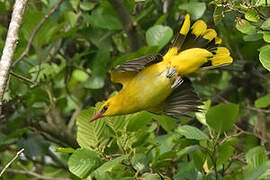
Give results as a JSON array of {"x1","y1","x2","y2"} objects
[
  {"x1": 114, "y1": 54, "x2": 163, "y2": 72},
  {"x1": 164, "y1": 80, "x2": 203, "y2": 117}
]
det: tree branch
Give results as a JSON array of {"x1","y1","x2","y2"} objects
[
  {"x1": 12, "y1": 0, "x2": 64, "y2": 67},
  {"x1": 3, "y1": 169, "x2": 70, "y2": 180},
  {"x1": 0, "y1": 0, "x2": 28, "y2": 115},
  {"x1": 0, "y1": 148, "x2": 24, "y2": 177},
  {"x1": 108, "y1": 0, "x2": 141, "y2": 51},
  {"x1": 10, "y1": 71, "x2": 36, "y2": 85}
]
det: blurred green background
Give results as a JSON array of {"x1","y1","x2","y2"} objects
[{"x1": 0, "y1": 0, "x2": 270, "y2": 179}]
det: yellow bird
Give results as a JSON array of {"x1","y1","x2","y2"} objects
[{"x1": 91, "y1": 14, "x2": 233, "y2": 121}]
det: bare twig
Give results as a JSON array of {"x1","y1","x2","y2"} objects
[
  {"x1": 108, "y1": 0, "x2": 140, "y2": 51},
  {"x1": 0, "y1": 148, "x2": 24, "y2": 177},
  {"x1": 47, "y1": 149, "x2": 68, "y2": 170},
  {"x1": 12, "y1": 0, "x2": 64, "y2": 67},
  {"x1": 4, "y1": 169, "x2": 70, "y2": 180},
  {"x1": 247, "y1": 106, "x2": 270, "y2": 114},
  {"x1": 10, "y1": 71, "x2": 36, "y2": 85},
  {"x1": 67, "y1": 106, "x2": 82, "y2": 132},
  {"x1": 234, "y1": 124, "x2": 266, "y2": 144},
  {"x1": 0, "y1": 0, "x2": 28, "y2": 115}
]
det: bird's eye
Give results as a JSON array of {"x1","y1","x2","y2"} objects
[{"x1": 101, "y1": 104, "x2": 109, "y2": 113}]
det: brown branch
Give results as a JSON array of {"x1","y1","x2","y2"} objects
[
  {"x1": 12, "y1": 0, "x2": 64, "y2": 67},
  {"x1": 67, "y1": 106, "x2": 82, "y2": 132},
  {"x1": 108, "y1": 0, "x2": 140, "y2": 51},
  {"x1": 0, "y1": 148, "x2": 24, "y2": 177},
  {"x1": 10, "y1": 71, "x2": 36, "y2": 85},
  {"x1": 0, "y1": 0, "x2": 28, "y2": 115},
  {"x1": 247, "y1": 106, "x2": 270, "y2": 114},
  {"x1": 3, "y1": 169, "x2": 70, "y2": 180}
]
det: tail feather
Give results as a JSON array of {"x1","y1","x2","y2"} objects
[
  {"x1": 210, "y1": 47, "x2": 233, "y2": 66},
  {"x1": 164, "y1": 14, "x2": 232, "y2": 69},
  {"x1": 191, "y1": 20, "x2": 207, "y2": 37}
]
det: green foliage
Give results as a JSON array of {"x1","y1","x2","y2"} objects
[
  {"x1": 177, "y1": 125, "x2": 209, "y2": 140},
  {"x1": 2, "y1": 0, "x2": 270, "y2": 179},
  {"x1": 146, "y1": 25, "x2": 173, "y2": 51},
  {"x1": 255, "y1": 93, "x2": 270, "y2": 108},
  {"x1": 178, "y1": 1, "x2": 206, "y2": 19},
  {"x1": 206, "y1": 103, "x2": 239, "y2": 133},
  {"x1": 259, "y1": 45, "x2": 270, "y2": 71},
  {"x1": 76, "y1": 106, "x2": 110, "y2": 149},
  {"x1": 68, "y1": 148, "x2": 102, "y2": 178}
]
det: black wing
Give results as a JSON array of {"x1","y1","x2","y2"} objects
[
  {"x1": 114, "y1": 53, "x2": 163, "y2": 72},
  {"x1": 164, "y1": 80, "x2": 203, "y2": 117}
]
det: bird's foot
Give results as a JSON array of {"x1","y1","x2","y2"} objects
[
  {"x1": 166, "y1": 67, "x2": 177, "y2": 78},
  {"x1": 171, "y1": 76, "x2": 184, "y2": 88}
]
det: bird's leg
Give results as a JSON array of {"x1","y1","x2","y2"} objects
[
  {"x1": 166, "y1": 67, "x2": 177, "y2": 78},
  {"x1": 171, "y1": 76, "x2": 184, "y2": 89}
]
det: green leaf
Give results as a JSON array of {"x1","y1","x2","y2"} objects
[
  {"x1": 213, "y1": 6, "x2": 224, "y2": 25},
  {"x1": 94, "y1": 155, "x2": 128, "y2": 173},
  {"x1": 131, "y1": 153, "x2": 150, "y2": 172},
  {"x1": 263, "y1": 31, "x2": 270, "y2": 43},
  {"x1": 29, "y1": 57, "x2": 65, "y2": 82},
  {"x1": 179, "y1": 1, "x2": 206, "y2": 19},
  {"x1": 69, "y1": 0, "x2": 79, "y2": 11},
  {"x1": 155, "y1": 134, "x2": 176, "y2": 154},
  {"x1": 243, "y1": 33, "x2": 263, "y2": 41},
  {"x1": 84, "y1": 49, "x2": 110, "y2": 89},
  {"x1": 105, "y1": 114, "x2": 130, "y2": 134},
  {"x1": 146, "y1": 25, "x2": 173, "y2": 50},
  {"x1": 255, "y1": 94, "x2": 270, "y2": 108},
  {"x1": 80, "y1": 2, "x2": 95, "y2": 11},
  {"x1": 236, "y1": 19, "x2": 256, "y2": 34},
  {"x1": 217, "y1": 142, "x2": 234, "y2": 166},
  {"x1": 68, "y1": 148, "x2": 102, "y2": 178},
  {"x1": 176, "y1": 125, "x2": 209, "y2": 140},
  {"x1": 71, "y1": 69, "x2": 89, "y2": 82},
  {"x1": 245, "y1": 9, "x2": 260, "y2": 22},
  {"x1": 192, "y1": 150, "x2": 207, "y2": 172},
  {"x1": 21, "y1": 10, "x2": 58, "y2": 48},
  {"x1": 142, "y1": 173, "x2": 161, "y2": 180},
  {"x1": 86, "y1": 8, "x2": 122, "y2": 30},
  {"x1": 195, "y1": 100, "x2": 211, "y2": 126},
  {"x1": 153, "y1": 114, "x2": 176, "y2": 132},
  {"x1": 76, "y1": 106, "x2": 110, "y2": 149},
  {"x1": 261, "y1": 18, "x2": 270, "y2": 31},
  {"x1": 206, "y1": 103, "x2": 239, "y2": 133},
  {"x1": 259, "y1": 45, "x2": 270, "y2": 71},
  {"x1": 177, "y1": 145, "x2": 201, "y2": 159},
  {"x1": 246, "y1": 146, "x2": 268, "y2": 168},
  {"x1": 244, "y1": 162, "x2": 270, "y2": 180},
  {"x1": 127, "y1": 111, "x2": 154, "y2": 131},
  {"x1": 56, "y1": 147, "x2": 75, "y2": 154},
  {"x1": 64, "y1": 11, "x2": 78, "y2": 27}
]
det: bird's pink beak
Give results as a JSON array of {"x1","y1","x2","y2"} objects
[{"x1": 90, "y1": 112, "x2": 103, "y2": 122}]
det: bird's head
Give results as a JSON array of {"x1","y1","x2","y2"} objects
[{"x1": 90, "y1": 97, "x2": 119, "y2": 122}]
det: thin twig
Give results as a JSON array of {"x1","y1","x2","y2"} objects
[
  {"x1": 67, "y1": 106, "x2": 81, "y2": 132},
  {"x1": 247, "y1": 106, "x2": 270, "y2": 114},
  {"x1": 0, "y1": 148, "x2": 24, "y2": 177},
  {"x1": 10, "y1": 71, "x2": 36, "y2": 85},
  {"x1": 108, "y1": 0, "x2": 140, "y2": 51},
  {"x1": 12, "y1": 0, "x2": 64, "y2": 67},
  {"x1": 4, "y1": 169, "x2": 70, "y2": 180},
  {"x1": 0, "y1": 0, "x2": 28, "y2": 115}
]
